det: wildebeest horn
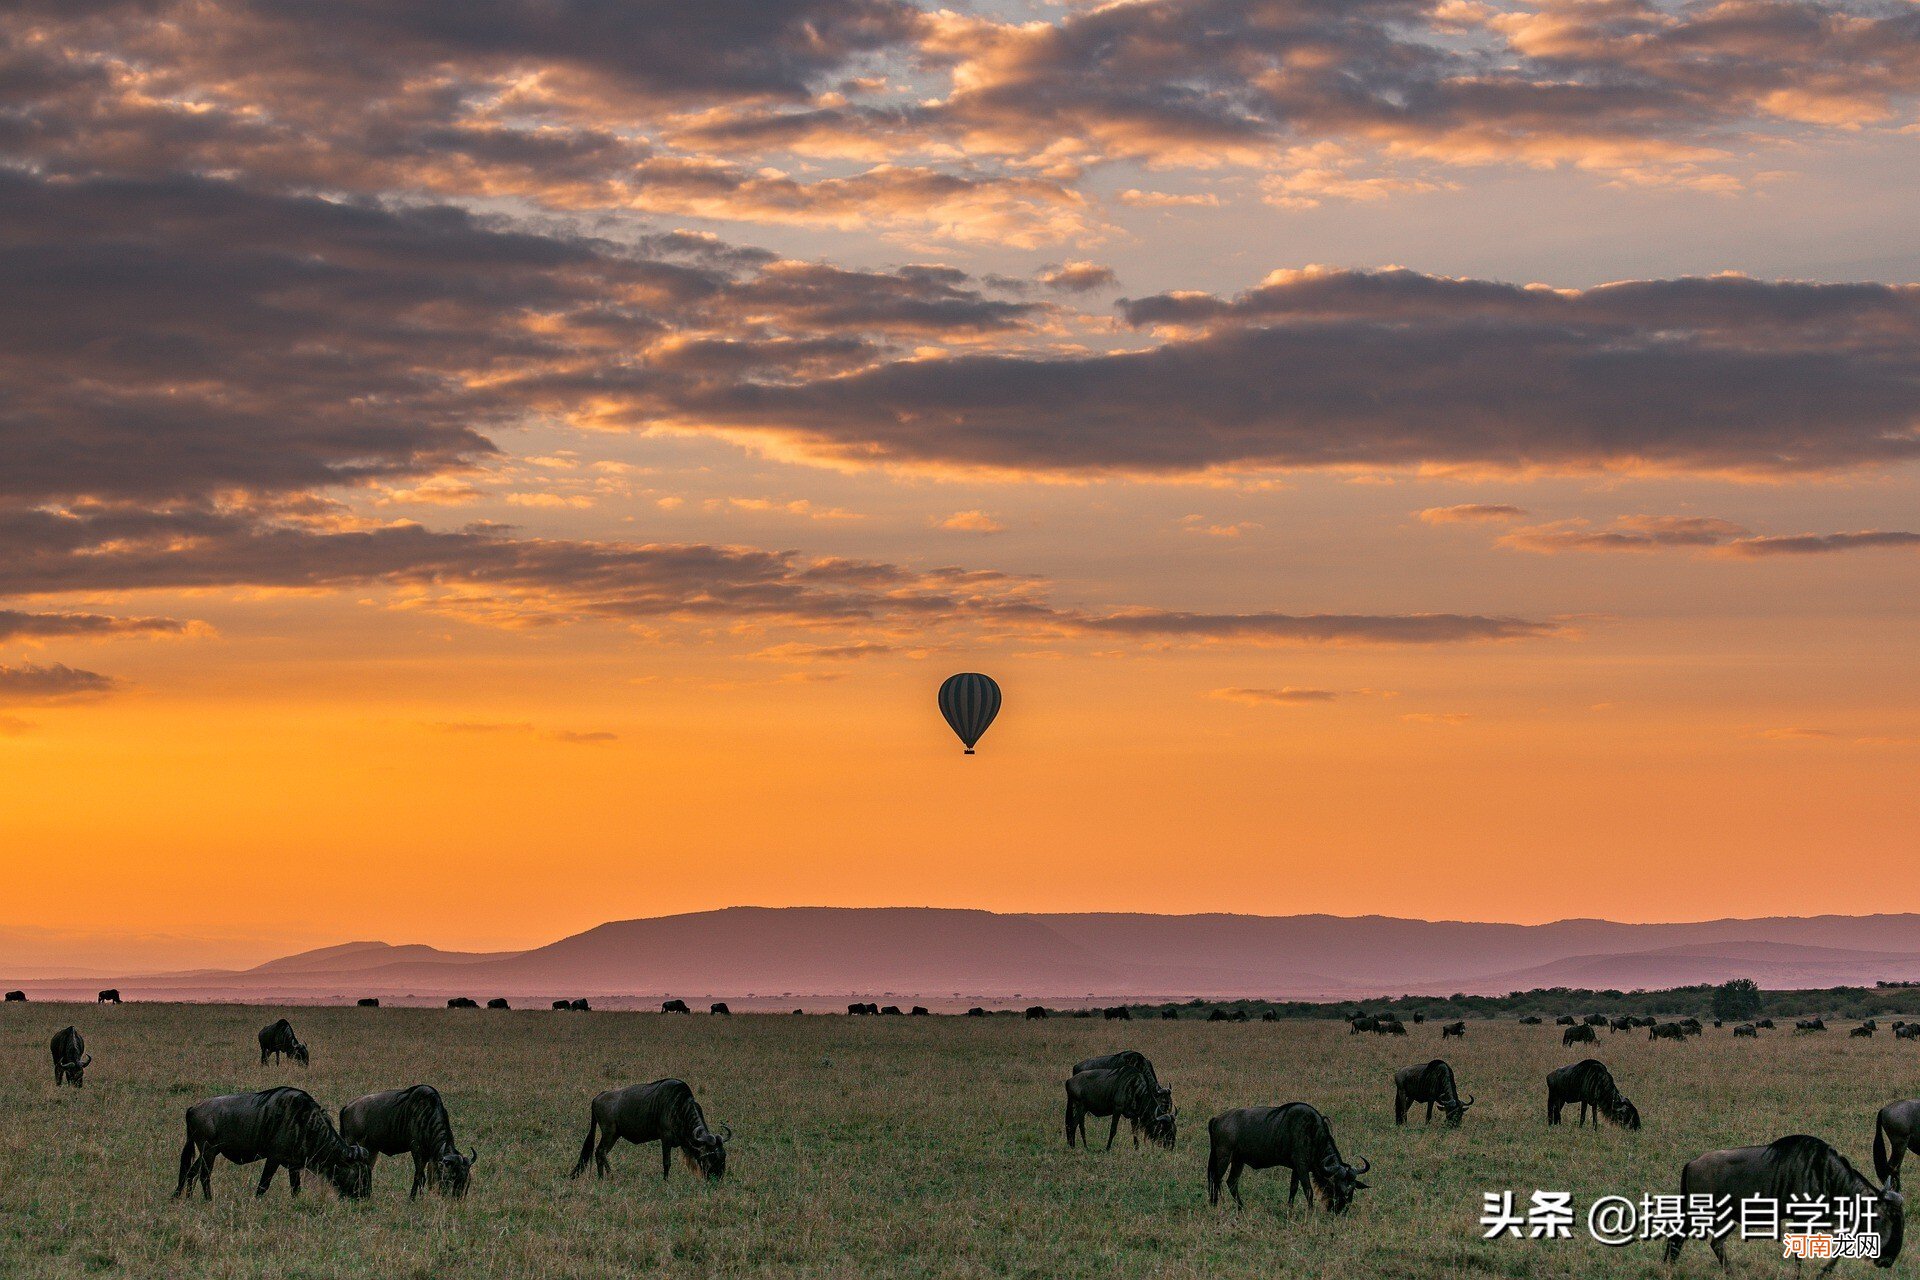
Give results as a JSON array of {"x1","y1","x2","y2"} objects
[
  {"x1": 717, "y1": 1124, "x2": 733, "y2": 1143},
  {"x1": 1461, "y1": 1094, "x2": 1475, "y2": 1108},
  {"x1": 80, "y1": 1054, "x2": 92, "y2": 1067},
  {"x1": 467, "y1": 1146, "x2": 478, "y2": 1166},
  {"x1": 1353, "y1": 1156, "x2": 1370, "y2": 1175}
]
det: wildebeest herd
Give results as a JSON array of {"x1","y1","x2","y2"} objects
[{"x1": 15, "y1": 997, "x2": 1916, "y2": 1267}]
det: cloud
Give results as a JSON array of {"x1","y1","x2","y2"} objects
[
  {"x1": 1417, "y1": 504, "x2": 1530, "y2": 524},
  {"x1": 1211, "y1": 686, "x2": 1343, "y2": 704},
  {"x1": 934, "y1": 511, "x2": 1008, "y2": 534},
  {"x1": 427, "y1": 720, "x2": 617, "y2": 745},
  {"x1": 0, "y1": 663, "x2": 119, "y2": 703},
  {"x1": 1070, "y1": 610, "x2": 1564, "y2": 645},
  {"x1": 1758, "y1": 727, "x2": 1840, "y2": 741},
  {"x1": 1499, "y1": 515, "x2": 1752, "y2": 553},
  {"x1": 0, "y1": 611, "x2": 188, "y2": 641},
  {"x1": 1403, "y1": 711, "x2": 1472, "y2": 725},
  {"x1": 1037, "y1": 262, "x2": 1118, "y2": 293},
  {"x1": 1723, "y1": 531, "x2": 1920, "y2": 557}
]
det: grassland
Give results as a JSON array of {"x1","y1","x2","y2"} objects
[{"x1": 2, "y1": 1003, "x2": 1914, "y2": 1278}]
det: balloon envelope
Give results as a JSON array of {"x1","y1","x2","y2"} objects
[{"x1": 938, "y1": 673, "x2": 1001, "y2": 754}]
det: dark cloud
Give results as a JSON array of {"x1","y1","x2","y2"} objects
[
  {"x1": 1499, "y1": 516, "x2": 1753, "y2": 553},
  {"x1": 0, "y1": 662, "x2": 119, "y2": 702},
  {"x1": 1071, "y1": 610, "x2": 1562, "y2": 645},
  {"x1": 0, "y1": 610, "x2": 186, "y2": 641},
  {"x1": 1725, "y1": 530, "x2": 1920, "y2": 557}
]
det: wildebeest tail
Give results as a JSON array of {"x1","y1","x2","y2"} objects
[
  {"x1": 569, "y1": 1113, "x2": 597, "y2": 1178},
  {"x1": 1663, "y1": 1163, "x2": 1693, "y2": 1262},
  {"x1": 1876, "y1": 1113, "x2": 1893, "y2": 1183},
  {"x1": 172, "y1": 1130, "x2": 198, "y2": 1198},
  {"x1": 1064, "y1": 1087, "x2": 1076, "y2": 1148}
]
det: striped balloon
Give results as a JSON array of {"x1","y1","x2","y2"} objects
[{"x1": 937, "y1": 673, "x2": 1001, "y2": 755}]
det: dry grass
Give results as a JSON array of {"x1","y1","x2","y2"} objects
[{"x1": 1, "y1": 1004, "x2": 1911, "y2": 1278}]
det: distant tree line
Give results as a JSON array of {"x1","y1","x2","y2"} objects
[{"x1": 1102, "y1": 979, "x2": 1920, "y2": 1022}]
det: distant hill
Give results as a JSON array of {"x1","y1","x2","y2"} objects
[{"x1": 11, "y1": 907, "x2": 1920, "y2": 1002}]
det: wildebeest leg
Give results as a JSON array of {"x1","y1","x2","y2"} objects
[
  {"x1": 173, "y1": 1137, "x2": 199, "y2": 1198},
  {"x1": 1426, "y1": 1100, "x2": 1434, "y2": 1123},
  {"x1": 593, "y1": 1126, "x2": 617, "y2": 1179},
  {"x1": 1395, "y1": 1091, "x2": 1408, "y2": 1126},
  {"x1": 198, "y1": 1149, "x2": 216, "y2": 1200},
  {"x1": 256, "y1": 1162, "x2": 278, "y2": 1197},
  {"x1": 1287, "y1": 1168, "x2": 1300, "y2": 1206},
  {"x1": 1105, "y1": 1114, "x2": 1119, "y2": 1151},
  {"x1": 1226, "y1": 1160, "x2": 1244, "y2": 1210},
  {"x1": 661, "y1": 1139, "x2": 673, "y2": 1180},
  {"x1": 287, "y1": 1167, "x2": 300, "y2": 1196},
  {"x1": 412, "y1": 1155, "x2": 428, "y2": 1200}
]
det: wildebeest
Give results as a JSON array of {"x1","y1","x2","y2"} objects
[
  {"x1": 4, "y1": 990, "x2": 25, "y2": 1002},
  {"x1": 1664, "y1": 1136, "x2": 1903, "y2": 1268},
  {"x1": 1678, "y1": 1017, "x2": 1703, "y2": 1037},
  {"x1": 1585, "y1": 1013, "x2": 1609, "y2": 1026},
  {"x1": 1555, "y1": 1015, "x2": 1577, "y2": 1026},
  {"x1": 1898, "y1": 1025, "x2": 1920, "y2": 1041},
  {"x1": 569, "y1": 998, "x2": 591, "y2": 1012},
  {"x1": 965, "y1": 1007, "x2": 986, "y2": 1017},
  {"x1": 1440, "y1": 1021, "x2": 1466, "y2": 1039},
  {"x1": 1864, "y1": 1019, "x2": 1879, "y2": 1031},
  {"x1": 848, "y1": 1002, "x2": 880, "y2": 1016},
  {"x1": 910, "y1": 1006, "x2": 929, "y2": 1016},
  {"x1": 1563, "y1": 1023, "x2": 1598, "y2": 1046},
  {"x1": 1876, "y1": 1100, "x2": 1920, "y2": 1190},
  {"x1": 51, "y1": 1026, "x2": 89, "y2": 1087},
  {"x1": 487, "y1": 998, "x2": 510, "y2": 1010},
  {"x1": 1026, "y1": 1006, "x2": 1049, "y2": 1020},
  {"x1": 1634, "y1": 1016, "x2": 1659, "y2": 1027},
  {"x1": 1349, "y1": 1015, "x2": 1378, "y2": 1034},
  {"x1": 356, "y1": 998, "x2": 379, "y2": 1008},
  {"x1": 1610, "y1": 1016, "x2": 1633, "y2": 1033},
  {"x1": 1261, "y1": 1010, "x2": 1279, "y2": 1022},
  {"x1": 1798, "y1": 1017, "x2": 1829, "y2": 1032},
  {"x1": 446, "y1": 997, "x2": 478, "y2": 1009},
  {"x1": 652, "y1": 999, "x2": 686, "y2": 1014},
  {"x1": 880, "y1": 1004, "x2": 902, "y2": 1016},
  {"x1": 1104, "y1": 1005, "x2": 1131, "y2": 1021},
  {"x1": 569, "y1": 1079, "x2": 730, "y2": 1182},
  {"x1": 710, "y1": 1002, "x2": 731, "y2": 1016},
  {"x1": 1206, "y1": 1104, "x2": 1370, "y2": 1213},
  {"x1": 1519, "y1": 1015, "x2": 1542, "y2": 1025},
  {"x1": 173, "y1": 1087, "x2": 372, "y2": 1201},
  {"x1": 1065, "y1": 1058, "x2": 1176, "y2": 1151},
  {"x1": 1394, "y1": 1060, "x2": 1474, "y2": 1126},
  {"x1": 1381, "y1": 1018, "x2": 1405, "y2": 1035},
  {"x1": 1161, "y1": 1008, "x2": 1179, "y2": 1020},
  {"x1": 1855, "y1": 1025, "x2": 1878, "y2": 1038},
  {"x1": 1650, "y1": 1022, "x2": 1687, "y2": 1041},
  {"x1": 97, "y1": 988, "x2": 121, "y2": 1004},
  {"x1": 552, "y1": 1000, "x2": 570, "y2": 1010},
  {"x1": 1757, "y1": 1018, "x2": 1776, "y2": 1029},
  {"x1": 1410, "y1": 1012, "x2": 1425, "y2": 1024},
  {"x1": 1733, "y1": 1022, "x2": 1758, "y2": 1037},
  {"x1": 257, "y1": 1018, "x2": 309, "y2": 1068},
  {"x1": 339, "y1": 1084, "x2": 475, "y2": 1199},
  {"x1": 1546, "y1": 1059, "x2": 1640, "y2": 1130}
]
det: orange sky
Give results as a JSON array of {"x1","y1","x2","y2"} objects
[{"x1": 2, "y1": 0, "x2": 1918, "y2": 969}]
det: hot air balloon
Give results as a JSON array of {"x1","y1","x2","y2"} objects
[{"x1": 938, "y1": 673, "x2": 1001, "y2": 755}]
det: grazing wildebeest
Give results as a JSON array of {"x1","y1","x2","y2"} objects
[
  {"x1": 173, "y1": 1087, "x2": 372, "y2": 1201},
  {"x1": 257, "y1": 1018, "x2": 309, "y2": 1067},
  {"x1": 663, "y1": 999, "x2": 691, "y2": 1014},
  {"x1": 1555, "y1": 1015, "x2": 1576, "y2": 1026},
  {"x1": 910, "y1": 1006, "x2": 929, "y2": 1016},
  {"x1": 1855, "y1": 1025, "x2": 1878, "y2": 1038},
  {"x1": 1798, "y1": 1017, "x2": 1829, "y2": 1032},
  {"x1": 1065, "y1": 1063, "x2": 1176, "y2": 1151},
  {"x1": 1382, "y1": 1018, "x2": 1405, "y2": 1035},
  {"x1": 880, "y1": 1004, "x2": 902, "y2": 1016},
  {"x1": 1664, "y1": 1136, "x2": 1903, "y2": 1269},
  {"x1": 1635, "y1": 1016, "x2": 1659, "y2": 1027},
  {"x1": 1440, "y1": 1021, "x2": 1466, "y2": 1039},
  {"x1": 966, "y1": 1007, "x2": 986, "y2": 1017},
  {"x1": 1679, "y1": 1017, "x2": 1703, "y2": 1037},
  {"x1": 1394, "y1": 1060, "x2": 1474, "y2": 1126},
  {"x1": 1520, "y1": 1015, "x2": 1542, "y2": 1025},
  {"x1": 1757, "y1": 1018, "x2": 1775, "y2": 1029},
  {"x1": 97, "y1": 989, "x2": 120, "y2": 1004},
  {"x1": 1610, "y1": 1016, "x2": 1633, "y2": 1033},
  {"x1": 552, "y1": 1000, "x2": 571, "y2": 1010},
  {"x1": 1864, "y1": 1020, "x2": 1879, "y2": 1031},
  {"x1": 710, "y1": 1002, "x2": 731, "y2": 1016},
  {"x1": 487, "y1": 998, "x2": 510, "y2": 1010},
  {"x1": 1104, "y1": 1006, "x2": 1131, "y2": 1021},
  {"x1": 1898, "y1": 1025, "x2": 1920, "y2": 1041},
  {"x1": 1261, "y1": 1010, "x2": 1279, "y2": 1022},
  {"x1": 1546, "y1": 1059, "x2": 1640, "y2": 1130},
  {"x1": 569, "y1": 1079, "x2": 730, "y2": 1182},
  {"x1": 5, "y1": 990, "x2": 25, "y2": 1002},
  {"x1": 1585, "y1": 1013, "x2": 1609, "y2": 1026},
  {"x1": 1875, "y1": 1101, "x2": 1920, "y2": 1190},
  {"x1": 569, "y1": 998, "x2": 590, "y2": 1012},
  {"x1": 1161, "y1": 1008, "x2": 1179, "y2": 1020},
  {"x1": 339, "y1": 1084, "x2": 475, "y2": 1199},
  {"x1": 1206, "y1": 1104, "x2": 1370, "y2": 1214},
  {"x1": 357, "y1": 998, "x2": 379, "y2": 1008},
  {"x1": 1733, "y1": 1022, "x2": 1758, "y2": 1037},
  {"x1": 1650, "y1": 1022, "x2": 1687, "y2": 1041},
  {"x1": 791, "y1": 1008, "x2": 804, "y2": 1015},
  {"x1": 1563, "y1": 1024, "x2": 1598, "y2": 1046},
  {"x1": 446, "y1": 997, "x2": 478, "y2": 1009},
  {"x1": 1349, "y1": 1016, "x2": 1378, "y2": 1034},
  {"x1": 51, "y1": 1026, "x2": 89, "y2": 1087},
  {"x1": 1026, "y1": 1006, "x2": 1049, "y2": 1020}
]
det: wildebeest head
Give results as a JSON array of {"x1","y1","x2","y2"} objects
[
  {"x1": 687, "y1": 1124, "x2": 731, "y2": 1179},
  {"x1": 1443, "y1": 1091, "x2": 1475, "y2": 1127},
  {"x1": 1144, "y1": 1088, "x2": 1177, "y2": 1149},
  {"x1": 291, "y1": 1041, "x2": 310, "y2": 1067},
  {"x1": 67, "y1": 1052, "x2": 92, "y2": 1087},
  {"x1": 1315, "y1": 1153, "x2": 1371, "y2": 1213},
  {"x1": 327, "y1": 1144, "x2": 374, "y2": 1199},
  {"x1": 1609, "y1": 1094, "x2": 1642, "y2": 1131},
  {"x1": 432, "y1": 1146, "x2": 476, "y2": 1198}
]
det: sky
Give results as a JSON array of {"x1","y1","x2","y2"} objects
[{"x1": 2, "y1": 0, "x2": 1918, "y2": 968}]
